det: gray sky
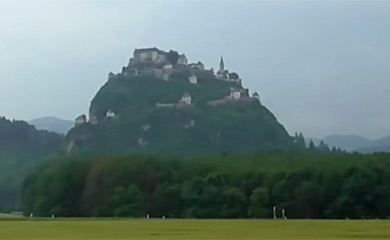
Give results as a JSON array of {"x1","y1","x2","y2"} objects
[{"x1": 1, "y1": 0, "x2": 389, "y2": 139}]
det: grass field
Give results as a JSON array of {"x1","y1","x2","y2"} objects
[
  {"x1": 0, "y1": 213, "x2": 22, "y2": 219},
  {"x1": 0, "y1": 219, "x2": 389, "y2": 239}
]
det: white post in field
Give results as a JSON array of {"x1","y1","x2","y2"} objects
[
  {"x1": 30, "y1": 213, "x2": 33, "y2": 218},
  {"x1": 282, "y1": 209, "x2": 285, "y2": 219},
  {"x1": 273, "y1": 206, "x2": 276, "y2": 219},
  {"x1": 146, "y1": 214, "x2": 150, "y2": 219}
]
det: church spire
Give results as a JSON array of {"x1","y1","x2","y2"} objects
[{"x1": 219, "y1": 56, "x2": 225, "y2": 72}]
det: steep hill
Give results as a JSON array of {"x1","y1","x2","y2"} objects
[
  {"x1": 28, "y1": 116, "x2": 74, "y2": 135},
  {"x1": 0, "y1": 116, "x2": 65, "y2": 211},
  {"x1": 67, "y1": 48, "x2": 293, "y2": 156},
  {"x1": 0, "y1": 117, "x2": 64, "y2": 157}
]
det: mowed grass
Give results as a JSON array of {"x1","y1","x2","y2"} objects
[
  {"x1": 0, "y1": 213, "x2": 22, "y2": 219},
  {"x1": 0, "y1": 219, "x2": 389, "y2": 240}
]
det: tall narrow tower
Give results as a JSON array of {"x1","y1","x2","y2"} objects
[{"x1": 219, "y1": 57, "x2": 225, "y2": 72}]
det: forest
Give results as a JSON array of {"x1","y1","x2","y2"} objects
[
  {"x1": 0, "y1": 117, "x2": 64, "y2": 211},
  {"x1": 22, "y1": 152, "x2": 390, "y2": 219}
]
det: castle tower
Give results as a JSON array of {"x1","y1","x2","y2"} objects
[{"x1": 219, "y1": 57, "x2": 225, "y2": 72}]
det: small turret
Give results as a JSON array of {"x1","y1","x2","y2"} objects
[
  {"x1": 75, "y1": 114, "x2": 87, "y2": 126},
  {"x1": 219, "y1": 57, "x2": 225, "y2": 72},
  {"x1": 180, "y1": 93, "x2": 192, "y2": 105}
]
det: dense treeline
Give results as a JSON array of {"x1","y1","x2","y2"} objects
[
  {"x1": 0, "y1": 116, "x2": 65, "y2": 211},
  {"x1": 0, "y1": 117, "x2": 64, "y2": 156},
  {"x1": 22, "y1": 153, "x2": 390, "y2": 219}
]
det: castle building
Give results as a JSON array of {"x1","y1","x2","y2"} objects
[
  {"x1": 133, "y1": 47, "x2": 169, "y2": 65},
  {"x1": 230, "y1": 89, "x2": 242, "y2": 100},
  {"x1": 105, "y1": 47, "x2": 261, "y2": 110},
  {"x1": 141, "y1": 124, "x2": 151, "y2": 132},
  {"x1": 75, "y1": 114, "x2": 87, "y2": 126},
  {"x1": 180, "y1": 93, "x2": 192, "y2": 105},
  {"x1": 189, "y1": 61, "x2": 205, "y2": 70},
  {"x1": 163, "y1": 64, "x2": 173, "y2": 70},
  {"x1": 216, "y1": 57, "x2": 230, "y2": 80},
  {"x1": 106, "y1": 110, "x2": 116, "y2": 118},
  {"x1": 122, "y1": 47, "x2": 241, "y2": 87},
  {"x1": 177, "y1": 54, "x2": 188, "y2": 65},
  {"x1": 253, "y1": 92, "x2": 260, "y2": 101},
  {"x1": 188, "y1": 74, "x2": 198, "y2": 84}
]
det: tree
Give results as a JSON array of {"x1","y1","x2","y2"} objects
[
  {"x1": 22, "y1": 153, "x2": 390, "y2": 219},
  {"x1": 308, "y1": 140, "x2": 316, "y2": 152},
  {"x1": 293, "y1": 181, "x2": 321, "y2": 218},
  {"x1": 150, "y1": 185, "x2": 182, "y2": 218},
  {"x1": 318, "y1": 140, "x2": 330, "y2": 153},
  {"x1": 110, "y1": 185, "x2": 144, "y2": 217},
  {"x1": 249, "y1": 187, "x2": 270, "y2": 218},
  {"x1": 220, "y1": 186, "x2": 246, "y2": 218},
  {"x1": 294, "y1": 132, "x2": 306, "y2": 150}
]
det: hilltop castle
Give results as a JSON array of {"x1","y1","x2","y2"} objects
[
  {"x1": 78, "y1": 47, "x2": 261, "y2": 126},
  {"x1": 113, "y1": 47, "x2": 241, "y2": 84}
]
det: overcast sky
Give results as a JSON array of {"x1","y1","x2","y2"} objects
[{"x1": 0, "y1": 0, "x2": 389, "y2": 139}]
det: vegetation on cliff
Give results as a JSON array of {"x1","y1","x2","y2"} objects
[{"x1": 68, "y1": 74, "x2": 293, "y2": 156}]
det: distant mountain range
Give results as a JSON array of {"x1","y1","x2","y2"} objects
[
  {"x1": 28, "y1": 117, "x2": 74, "y2": 135},
  {"x1": 308, "y1": 135, "x2": 390, "y2": 153}
]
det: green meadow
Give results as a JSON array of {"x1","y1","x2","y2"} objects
[
  {"x1": 0, "y1": 213, "x2": 22, "y2": 219},
  {"x1": 0, "y1": 219, "x2": 389, "y2": 239}
]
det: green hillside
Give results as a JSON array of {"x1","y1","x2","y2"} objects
[
  {"x1": 0, "y1": 117, "x2": 64, "y2": 211},
  {"x1": 67, "y1": 72, "x2": 293, "y2": 156}
]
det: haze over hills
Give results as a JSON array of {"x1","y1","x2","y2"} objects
[
  {"x1": 322, "y1": 135, "x2": 390, "y2": 153},
  {"x1": 67, "y1": 47, "x2": 294, "y2": 156},
  {"x1": 28, "y1": 116, "x2": 74, "y2": 135}
]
